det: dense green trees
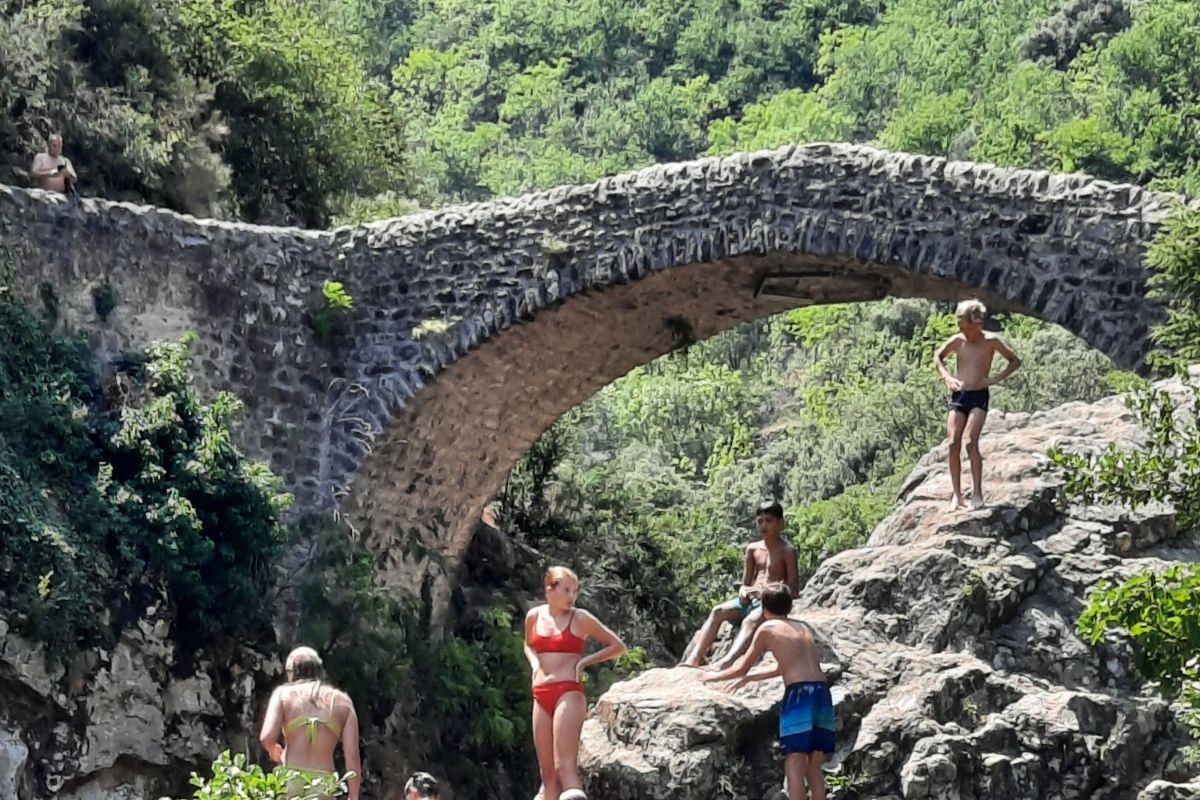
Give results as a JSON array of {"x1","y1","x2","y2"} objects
[
  {"x1": 5, "y1": 0, "x2": 1199, "y2": 218},
  {"x1": 0, "y1": 270, "x2": 289, "y2": 658},
  {"x1": 1, "y1": 0, "x2": 400, "y2": 225}
]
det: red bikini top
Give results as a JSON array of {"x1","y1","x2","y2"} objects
[{"x1": 529, "y1": 609, "x2": 586, "y2": 654}]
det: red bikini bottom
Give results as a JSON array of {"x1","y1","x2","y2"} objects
[{"x1": 532, "y1": 680, "x2": 584, "y2": 713}]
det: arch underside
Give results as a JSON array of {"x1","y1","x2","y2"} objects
[{"x1": 344, "y1": 250, "x2": 1097, "y2": 600}]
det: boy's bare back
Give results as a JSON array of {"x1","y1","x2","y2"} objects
[
  {"x1": 759, "y1": 619, "x2": 825, "y2": 684},
  {"x1": 940, "y1": 332, "x2": 1017, "y2": 391}
]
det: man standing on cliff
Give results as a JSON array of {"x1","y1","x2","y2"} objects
[{"x1": 30, "y1": 134, "x2": 77, "y2": 195}]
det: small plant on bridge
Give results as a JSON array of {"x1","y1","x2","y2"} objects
[
  {"x1": 411, "y1": 315, "x2": 460, "y2": 340},
  {"x1": 92, "y1": 281, "x2": 118, "y2": 322},
  {"x1": 312, "y1": 280, "x2": 354, "y2": 343}
]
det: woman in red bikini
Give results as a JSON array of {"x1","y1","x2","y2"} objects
[{"x1": 524, "y1": 566, "x2": 626, "y2": 800}]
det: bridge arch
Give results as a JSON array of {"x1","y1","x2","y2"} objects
[
  {"x1": 0, "y1": 143, "x2": 1178, "y2": 605},
  {"x1": 332, "y1": 143, "x2": 1175, "y2": 596}
]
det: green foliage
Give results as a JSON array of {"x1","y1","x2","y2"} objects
[
  {"x1": 178, "y1": 0, "x2": 403, "y2": 225},
  {"x1": 330, "y1": 192, "x2": 421, "y2": 227},
  {"x1": 1146, "y1": 206, "x2": 1200, "y2": 373},
  {"x1": 297, "y1": 520, "x2": 535, "y2": 798},
  {"x1": 312, "y1": 280, "x2": 354, "y2": 342},
  {"x1": 1048, "y1": 385, "x2": 1200, "y2": 531},
  {"x1": 174, "y1": 751, "x2": 347, "y2": 800},
  {"x1": 379, "y1": 0, "x2": 881, "y2": 202},
  {"x1": 1077, "y1": 566, "x2": 1200, "y2": 693},
  {"x1": 1, "y1": 0, "x2": 403, "y2": 223},
  {"x1": 789, "y1": 478, "x2": 898, "y2": 579},
  {"x1": 0, "y1": 0, "x2": 217, "y2": 205},
  {"x1": 0, "y1": 280, "x2": 289, "y2": 658}
]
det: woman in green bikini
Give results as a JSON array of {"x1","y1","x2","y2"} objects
[{"x1": 260, "y1": 646, "x2": 362, "y2": 800}]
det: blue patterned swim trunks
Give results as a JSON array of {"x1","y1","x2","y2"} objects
[{"x1": 779, "y1": 681, "x2": 836, "y2": 755}]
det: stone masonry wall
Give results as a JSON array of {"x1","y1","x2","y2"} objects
[{"x1": 0, "y1": 143, "x2": 1183, "y2": 608}]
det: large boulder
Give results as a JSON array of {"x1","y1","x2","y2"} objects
[
  {"x1": 581, "y1": 382, "x2": 1200, "y2": 799},
  {"x1": 0, "y1": 602, "x2": 277, "y2": 800}
]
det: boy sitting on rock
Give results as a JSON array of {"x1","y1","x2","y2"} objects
[
  {"x1": 701, "y1": 583, "x2": 834, "y2": 800},
  {"x1": 680, "y1": 499, "x2": 798, "y2": 669}
]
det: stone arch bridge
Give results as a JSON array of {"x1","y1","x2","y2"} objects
[{"x1": 0, "y1": 143, "x2": 1179, "y2": 605}]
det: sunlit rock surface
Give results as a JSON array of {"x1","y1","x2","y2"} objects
[
  {"x1": 0, "y1": 603, "x2": 277, "y2": 800},
  {"x1": 581, "y1": 379, "x2": 1200, "y2": 799}
]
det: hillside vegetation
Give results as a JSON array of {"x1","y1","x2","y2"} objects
[{"x1": 4, "y1": 0, "x2": 1200, "y2": 797}]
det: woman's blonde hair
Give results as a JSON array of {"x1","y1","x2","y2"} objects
[
  {"x1": 544, "y1": 565, "x2": 578, "y2": 588},
  {"x1": 285, "y1": 646, "x2": 324, "y2": 681},
  {"x1": 955, "y1": 299, "x2": 987, "y2": 322}
]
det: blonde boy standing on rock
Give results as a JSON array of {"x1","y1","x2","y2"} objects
[{"x1": 934, "y1": 299, "x2": 1022, "y2": 511}]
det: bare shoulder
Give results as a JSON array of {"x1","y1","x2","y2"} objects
[
  {"x1": 987, "y1": 332, "x2": 1018, "y2": 353},
  {"x1": 793, "y1": 619, "x2": 818, "y2": 639},
  {"x1": 525, "y1": 604, "x2": 545, "y2": 623},
  {"x1": 747, "y1": 540, "x2": 766, "y2": 553},
  {"x1": 572, "y1": 607, "x2": 600, "y2": 626},
  {"x1": 942, "y1": 332, "x2": 965, "y2": 348}
]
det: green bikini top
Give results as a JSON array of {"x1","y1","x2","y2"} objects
[{"x1": 283, "y1": 713, "x2": 342, "y2": 744}]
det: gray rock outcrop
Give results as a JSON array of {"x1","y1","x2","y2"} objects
[
  {"x1": 0, "y1": 604, "x2": 276, "y2": 799},
  {"x1": 580, "y1": 381, "x2": 1200, "y2": 799}
]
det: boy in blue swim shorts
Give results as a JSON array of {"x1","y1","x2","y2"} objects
[{"x1": 702, "y1": 583, "x2": 833, "y2": 800}]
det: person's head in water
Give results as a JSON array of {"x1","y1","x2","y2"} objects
[
  {"x1": 755, "y1": 498, "x2": 785, "y2": 538},
  {"x1": 544, "y1": 565, "x2": 579, "y2": 612},
  {"x1": 285, "y1": 646, "x2": 325, "y2": 682},
  {"x1": 404, "y1": 772, "x2": 439, "y2": 799},
  {"x1": 760, "y1": 582, "x2": 793, "y2": 619},
  {"x1": 956, "y1": 299, "x2": 987, "y2": 338}
]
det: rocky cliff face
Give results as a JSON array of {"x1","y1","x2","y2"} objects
[
  {"x1": 0, "y1": 604, "x2": 276, "y2": 800},
  {"x1": 580, "y1": 382, "x2": 1200, "y2": 799}
]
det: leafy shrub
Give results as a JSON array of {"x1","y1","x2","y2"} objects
[
  {"x1": 1077, "y1": 565, "x2": 1200, "y2": 694},
  {"x1": 169, "y1": 751, "x2": 348, "y2": 800},
  {"x1": 1048, "y1": 385, "x2": 1200, "y2": 531},
  {"x1": 0, "y1": 273, "x2": 289, "y2": 658},
  {"x1": 312, "y1": 280, "x2": 354, "y2": 343},
  {"x1": 1145, "y1": 206, "x2": 1200, "y2": 374}
]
